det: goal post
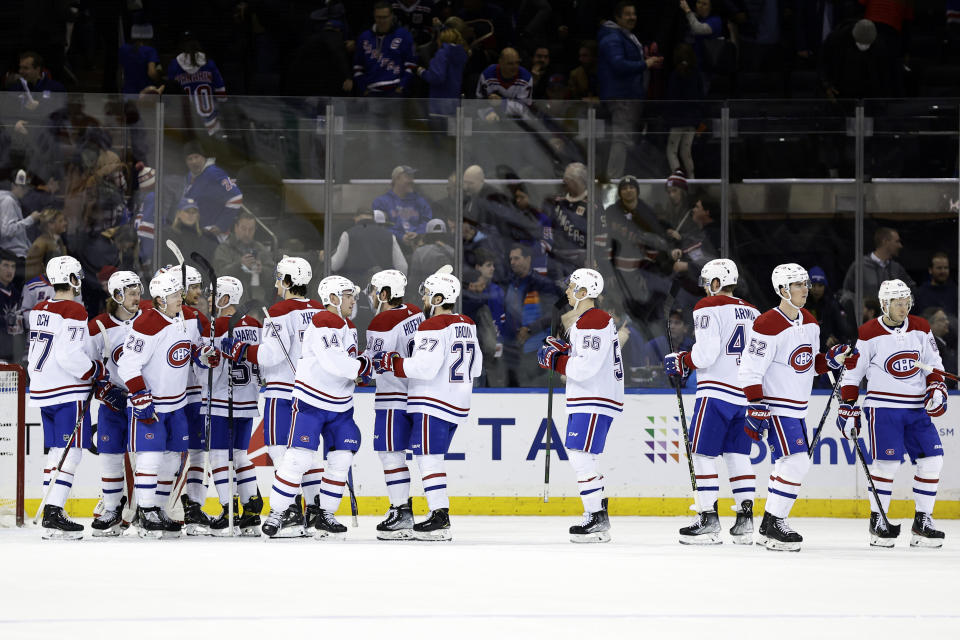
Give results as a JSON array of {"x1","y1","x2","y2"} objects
[{"x1": 0, "y1": 364, "x2": 26, "y2": 527}]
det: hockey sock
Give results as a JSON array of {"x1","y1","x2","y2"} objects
[
  {"x1": 234, "y1": 449, "x2": 258, "y2": 503},
  {"x1": 568, "y1": 449, "x2": 604, "y2": 514},
  {"x1": 267, "y1": 445, "x2": 287, "y2": 469},
  {"x1": 209, "y1": 449, "x2": 233, "y2": 505},
  {"x1": 912, "y1": 455, "x2": 942, "y2": 514},
  {"x1": 692, "y1": 454, "x2": 719, "y2": 512},
  {"x1": 135, "y1": 451, "x2": 163, "y2": 508},
  {"x1": 378, "y1": 451, "x2": 411, "y2": 507},
  {"x1": 156, "y1": 451, "x2": 182, "y2": 506},
  {"x1": 269, "y1": 447, "x2": 313, "y2": 513},
  {"x1": 418, "y1": 454, "x2": 449, "y2": 511},
  {"x1": 47, "y1": 448, "x2": 82, "y2": 508},
  {"x1": 301, "y1": 453, "x2": 325, "y2": 506},
  {"x1": 765, "y1": 453, "x2": 810, "y2": 518},
  {"x1": 867, "y1": 459, "x2": 899, "y2": 513},
  {"x1": 100, "y1": 453, "x2": 126, "y2": 511},
  {"x1": 318, "y1": 450, "x2": 353, "y2": 513},
  {"x1": 723, "y1": 452, "x2": 756, "y2": 508},
  {"x1": 185, "y1": 449, "x2": 206, "y2": 504}
]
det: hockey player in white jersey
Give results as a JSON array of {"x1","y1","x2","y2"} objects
[
  {"x1": 664, "y1": 259, "x2": 760, "y2": 544},
  {"x1": 737, "y1": 263, "x2": 855, "y2": 551},
  {"x1": 87, "y1": 271, "x2": 143, "y2": 536},
  {"x1": 363, "y1": 270, "x2": 425, "y2": 540},
  {"x1": 203, "y1": 276, "x2": 262, "y2": 536},
  {"x1": 221, "y1": 256, "x2": 323, "y2": 534},
  {"x1": 255, "y1": 275, "x2": 370, "y2": 539},
  {"x1": 29, "y1": 256, "x2": 125, "y2": 539},
  {"x1": 536, "y1": 268, "x2": 623, "y2": 543},
  {"x1": 838, "y1": 279, "x2": 946, "y2": 547},
  {"x1": 118, "y1": 269, "x2": 220, "y2": 538},
  {"x1": 373, "y1": 271, "x2": 482, "y2": 541}
]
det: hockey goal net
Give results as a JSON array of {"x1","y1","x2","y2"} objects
[{"x1": 0, "y1": 364, "x2": 25, "y2": 527}]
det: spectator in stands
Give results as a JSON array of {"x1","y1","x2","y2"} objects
[
  {"x1": 182, "y1": 141, "x2": 243, "y2": 241},
  {"x1": 462, "y1": 166, "x2": 543, "y2": 265},
  {"x1": 503, "y1": 243, "x2": 562, "y2": 386},
  {"x1": 924, "y1": 306, "x2": 957, "y2": 387},
  {"x1": 820, "y1": 19, "x2": 897, "y2": 100},
  {"x1": 568, "y1": 40, "x2": 599, "y2": 100},
  {"x1": 372, "y1": 165, "x2": 433, "y2": 252},
  {"x1": 641, "y1": 307, "x2": 695, "y2": 387},
  {"x1": 860, "y1": 0, "x2": 913, "y2": 62},
  {"x1": 543, "y1": 162, "x2": 603, "y2": 279},
  {"x1": 392, "y1": 0, "x2": 442, "y2": 48},
  {"x1": 291, "y1": 5, "x2": 354, "y2": 97},
  {"x1": 0, "y1": 170, "x2": 40, "y2": 261},
  {"x1": 462, "y1": 264, "x2": 506, "y2": 386},
  {"x1": 681, "y1": 0, "x2": 723, "y2": 73},
  {"x1": 597, "y1": 1, "x2": 663, "y2": 177},
  {"x1": 213, "y1": 210, "x2": 276, "y2": 303},
  {"x1": 408, "y1": 218, "x2": 455, "y2": 289},
  {"x1": 163, "y1": 198, "x2": 219, "y2": 273},
  {"x1": 509, "y1": 184, "x2": 551, "y2": 276},
  {"x1": 670, "y1": 195, "x2": 720, "y2": 282},
  {"x1": 463, "y1": 215, "x2": 504, "y2": 275},
  {"x1": 4, "y1": 51, "x2": 65, "y2": 138},
  {"x1": 476, "y1": 47, "x2": 533, "y2": 120},
  {"x1": 665, "y1": 43, "x2": 705, "y2": 178},
  {"x1": 806, "y1": 265, "x2": 852, "y2": 350},
  {"x1": 863, "y1": 297, "x2": 881, "y2": 322},
  {"x1": 133, "y1": 165, "x2": 157, "y2": 273},
  {"x1": 119, "y1": 24, "x2": 162, "y2": 95},
  {"x1": 331, "y1": 208, "x2": 408, "y2": 286},
  {"x1": 841, "y1": 226, "x2": 916, "y2": 302},
  {"x1": 529, "y1": 45, "x2": 559, "y2": 99},
  {"x1": 353, "y1": 2, "x2": 417, "y2": 96},
  {"x1": 417, "y1": 26, "x2": 469, "y2": 118},
  {"x1": 25, "y1": 208, "x2": 66, "y2": 281},
  {"x1": 167, "y1": 36, "x2": 227, "y2": 135},
  {"x1": 0, "y1": 249, "x2": 22, "y2": 362},
  {"x1": 914, "y1": 252, "x2": 957, "y2": 320},
  {"x1": 20, "y1": 170, "x2": 63, "y2": 218},
  {"x1": 658, "y1": 169, "x2": 692, "y2": 230}
]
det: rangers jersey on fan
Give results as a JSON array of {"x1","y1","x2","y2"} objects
[
  {"x1": 87, "y1": 311, "x2": 142, "y2": 392},
  {"x1": 250, "y1": 298, "x2": 324, "y2": 400},
  {"x1": 687, "y1": 296, "x2": 759, "y2": 404},
  {"x1": 293, "y1": 311, "x2": 360, "y2": 412},
  {"x1": 182, "y1": 305, "x2": 212, "y2": 405},
  {"x1": 204, "y1": 315, "x2": 261, "y2": 418},
  {"x1": 840, "y1": 315, "x2": 944, "y2": 409},
  {"x1": 182, "y1": 159, "x2": 243, "y2": 234},
  {"x1": 167, "y1": 53, "x2": 226, "y2": 134},
  {"x1": 739, "y1": 308, "x2": 829, "y2": 418},
  {"x1": 564, "y1": 308, "x2": 625, "y2": 418},
  {"x1": 118, "y1": 308, "x2": 204, "y2": 413},
  {"x1": 27, "y1": 299, "x2": 96, "y2": 406},
  {"x1": 365, "y1": 304, "x2": 425, "y2": 410},
  {"x1": 353, "y1": 24, "x2": 416, "y2": 94},
  {"x1": 393, "y1": 314, "x2": 482, "y2": 425}
]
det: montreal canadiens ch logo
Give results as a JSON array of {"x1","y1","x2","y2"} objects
[
  {"x1": 111, "y1": 345, "x2": 123, "y2": 364},
  {"x1": 884, "y1": 350, "x2": 920, "y2": 379},
  {"x1": 167, "y1": 341, "x2": 192, "y2": 368},
  {"x1": 789, "y1": 345, "x2": 814, "y2": 372}
]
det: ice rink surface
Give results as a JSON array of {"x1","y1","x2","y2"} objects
[{"x1": 1, "y1": 515, "x2": 957, "y2": 639}]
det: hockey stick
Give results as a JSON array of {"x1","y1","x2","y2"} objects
[
  {"x1": 165, "y1": 239, "x2": 187, "y2": 296},
  {"x1": 912, "y1": 360, "x2": 960, "y2": 383},
  {"x1": 664, "y1": 277, "x2": 697, "y2": 494},
  {"x1": 542, "y1": 295, "x2": 567, "y2": 503},
  {"x1": 346, "y1": 467, "x2": 359, "y2": 527},
  {"x1": 852, "y1": 429, "x2": 901, "y2": 536},
  {"x1": 164, "y1": 239, "x2": 192, "y2": 515},
  {"x1": 808, "y1": 368, "x2": 846, "y2": 458},
  {"x1": 224, "y1": 299, "x2": 259, "y2": 536},
  {"x1": 261, "y1": 306, "x2": 298, "y2": 374}
]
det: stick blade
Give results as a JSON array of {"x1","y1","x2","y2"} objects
[
  {"x1": 165, "y1": 239, "x2": 184, "y2": 263},
  {"x1": 189, "y1": 251, "x2": 215, "y2": 279}
]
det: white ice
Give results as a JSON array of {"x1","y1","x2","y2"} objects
[{"x1": 1, "y1": 516, "x2": 957, "y2": 639}]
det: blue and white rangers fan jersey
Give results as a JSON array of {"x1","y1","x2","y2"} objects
[
  {"x1": 293, "y1": 311, "x2": 361, "y2": 413},
  {"x1": 365, "y1": 303, "x2": 424, "y2": 411},
  {"x1": 182, "y1": 159, "x2": 243, "y2": 234},
  {"x1": 27, "y1": 299, "x2": 96, "y2": 406},
  {"x1": 686, "y1": 296, "x2": 759, "y2": 405},
  {"x1": 562, "y1": 308, "x2": 624, "y2": 418},
  {"x1": 248, "y1": 298, "x2": 324, "y2": 400}
]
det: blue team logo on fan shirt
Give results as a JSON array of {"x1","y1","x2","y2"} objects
[
  {"x1": 884, "y1": 350, "x2": 920, "y2": 379},
  {"x1": 789, "y1": 344, "x2": 813, "y2": 372},
  {"x1": 167, "y1": 341, "x2": 193, "y2": 368}
]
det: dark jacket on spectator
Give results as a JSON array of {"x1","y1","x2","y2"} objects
[
  {"x1": 503, "y1": 270, "x2": 561, "y2": 352},
  {"x1": 915, "y1": 280, "x2": 958, "y2": 320},
  {"x1": 420, "y1": 43, "x2": 468, "y2": 116},
  {"x1": 597, "y1": 20, "x2": 649, "y2": 99}
]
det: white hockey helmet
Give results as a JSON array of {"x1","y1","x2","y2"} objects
[
  {"x1": 771, "y1": 263, "x2": 810, "y2": 299},
  {"x1": 370, "y1": 269, "x2": 407, "y2": 299},
  {"x1": 318, "y1": 275, "x2": 359, "y2": 307},
  {"x1": 179, "y1": 264, "x2": 202, "y2": 287},
  {"x1": 275, "y1": 255, "x2": 312, "y2": 288},
  {"x1": 149, "y1": 269, "x2": 184, "y2": 300},
  {"x1": 878, "y1": 279, "x2": 913, "y2": 317},
  {"x1": 46, "y1": 256, "x2": 83, "y2": 294},
  {"x1": 568, "y1": 268, "x2": 604, "y2": 299},
  {"x1": 107, "y1": 270, "x2": 143, "y2": 303},
  {"x1": 215, "y1": 276, "x2": 243, "y2": 308},
  {"x1": 699, "y1": 259, "x2": 738, "y2": 293},
  {"x1": 420, "y1": 272, "x2": 461, "y2": 307}
]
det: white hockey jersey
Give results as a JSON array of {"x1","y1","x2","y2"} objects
[
  {"x1": 27, "y1": 299, "x2": 96, "y2": 407},
  {"x1": 183, "y1": 305, "x2": 212, "y2": 405},
  {"x1": 738, "y1": 307, "x2": 828, "y2": 418},
  {"x1": 202, "y1": 314, "x2": 261, "y2": 418},
  {"x1": 687, "y1": 295, "x2": 759, "y2": 405},
  {"x1": 87, "y1": 310, "x2": 142, "y2": 392},
  {"x1": 118, "y1": 307, "x2": 204, "y2": 413},
  {"x1": 249, "y1": 298, "x2": 324, "y2": 400},
  {"x1": 21, "y1": 276, "x2": 83, "y2": 332},
  {"x1": 293, "y1": 310, "x2": 360, "y2": 413},
  {"x1": 560, "y1": 308, "x2": 624, "y2": 418},
  {"x1": 840, "y1": 315, "x2": 944, "y2": 409},
  {"x1": 395, "y1": 313, "x2": 482, "y2": 425},
  {"x1": 364, "y1": 303, "x2": 425, "y2": 410}
]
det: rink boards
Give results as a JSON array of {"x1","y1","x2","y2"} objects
[{"x1": 6, "y1": 389, "x2": 959, "y2": 518}]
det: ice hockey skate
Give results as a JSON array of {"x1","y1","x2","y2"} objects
[
  {"x1": 156, "y1": 507, "x2": 183, "y2": 539},
  {"x1": 236, "y1": 495, "x2": 262, "y2": 537},
  {"x1": 869, "y1": 512, "x2": 900, "y2": 547},
  {"x1": 762, "y1": 512, "x2": 802, "y2": 552},
  {"x1": 376, "y1": 498, "x2": 415, "y2": 540},
  {"x1": 910, "y1": 512, "x2": 945, "y2": 548},
  {"x1": 314, "y1": 509, "x2": 347, "y2": 541},
  {"x1": 261, "y1": 507, "x2": 306, "y2": 538},
  {"x1": 91, "y1": 496, "x2": 126, "y2": 538},
  {"x1": 304, "y1": 496, "x2": 321, "y2": 535},
  {"x1": 41, "y1": 505, "x2": 84, "y2": 540},
  {"x1": 413, "y1": 507, "x2": 451, "y2": 541},
  {"x1": 137, "y1": 507, "x2": 168, "y2": 539},
  {"x1": 208, "y1": 498, "x2": 240, "y2": 537},
  {"x1": 181, "y1": 495, "x2": 212, "y2": 536},
  {"x1": 570, "y1": 498, "x2": 610, "y2": 543},
  {"x1": 729, "y1": 499, "x2": 754, "y2": 545},
  {"x1": 679, "y1": 503, "x2": 721, "y2": 545}
]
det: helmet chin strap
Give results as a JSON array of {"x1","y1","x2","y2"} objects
[
  {"x1": 778, "y1": 287, "x2": 804, "y2": 313},
  {"x1": 571, "y1": 290, "x2": 588, "y2": 314}
]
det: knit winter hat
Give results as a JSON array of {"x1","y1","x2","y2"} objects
[{"x1": 666, "y1": 169, "x2": 688, "y2": 191}]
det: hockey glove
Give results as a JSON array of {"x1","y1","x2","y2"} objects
[
  {"x1": 924, "y1": 380, "x2": 948, "y2": 417},
  {"x1": 356, "y1": 353, "x2": 374, "y2": 384},
  {"x1": 373, "y1": 351, "x2": 401, "y2": 375},
  {"x1": 544, "y1": 335, "x2": 570, "y2": 354},
  {"x1": 743, "y1": 403, "x2": 772, "y2": 442},
  {"x1": 537, "y1": 342, "x2": 568, "y2": 374},
  {"x1": 835, "y1": 403, "x2": 861, "y2": 440},
  {"x1": 663, "y1": 351, "x2": 692, "y2": 378},
  {"x1": 96, "y1": 382, "x2": 127, "y2": 413},
  {"x1": 826, "y1": 344, "x2": 858, "y2": 370},
  {"x1": 130, "y1": 390, "x2": 157, "y2": 424},
  {"x1": 192, "y1": 344, "x2": 222, "y2": 369},
  {"x1": 220, "y1": 336, "x2": 250, "y2": 362},
  {"x1": 82, "y1": 359, "x2": 107, "y2": 382}
]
